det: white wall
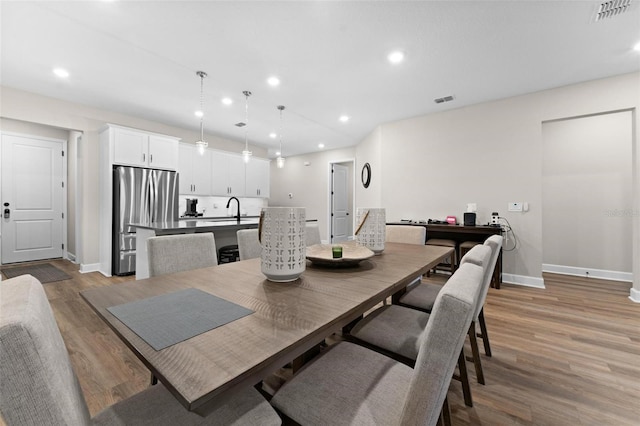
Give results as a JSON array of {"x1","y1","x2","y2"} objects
[
  {"x1": 0, "y1": 86, "x2": 266, "y2": 269},
  {"x1": 355, "y1": 127, "x2": 383, "y2": 209},
  {"x1": 377, "y1": 72, "x2": 639, "y2": 290},
  {"x1": 269, "y1": 147, "x2": 355, "y2": 242}
]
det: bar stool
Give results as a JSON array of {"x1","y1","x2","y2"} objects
[
  {"x1": 425, "y1": 238, "x2": 457, "y2": 274},
  {"x1": 460, "y1": 241, "x2": 480, "y2": 259},
  {"x1": 218, "y1": 244, "x2": 240, "y2": 264}
]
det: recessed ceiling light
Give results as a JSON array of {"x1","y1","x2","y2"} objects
[
  {"x1": 387, "y1": 50, "x2": 405, "y2": 64},
  {"x1": 339, "y1": 115, "x2": 349, "y2": 123},
  {"x1": 221, "y1": 97, "x2": 233, "y2": 105},
  {"x1": 267, "y1": 76, "x2": 280, "y2": 87},
  {"x1": 275, "y1": 151, "x2": 281, "y2": 156},
  {"x1": 634, "y1": 41, "x2": 640, "y2": 52},
  {"x1": 194, "y1": 110, "x2": 204, "y2": 118},
  {"x1": 318, "y1": 143, "x2": 325, "y2": 149},
  {"x1": 269, "y1": 132, "x2": 277, "y2": 139},
  {"x1": 53, "y1": 68, "x2": 69, "y2": 78}
]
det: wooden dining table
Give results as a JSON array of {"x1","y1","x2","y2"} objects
[{"x1": 80, "y1": 242, "x2": 453, "y2": 416}]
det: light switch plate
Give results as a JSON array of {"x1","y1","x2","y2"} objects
[{"x1": 508, "y1": 202, "x2": 523, "y2": 212}]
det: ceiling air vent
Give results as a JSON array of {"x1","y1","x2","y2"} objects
[
  {"x1": 595, "y1": 0, "x2": 632, "y2": 21},
  {"x1": 235, "y1": 122, "x2": 246, "y2": 127},
  {"x1": 434, "y1": 95, "x2": 455, "y2": 104}
]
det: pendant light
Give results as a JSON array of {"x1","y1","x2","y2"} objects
[
  {"x1": 242, "y1": 90, "x2": 252, "y2": 163},
  {"x1": 276, "y1": 105, "x2": 286, "y2": 169},
  {"x1": 194, "y1": 71, "x2": 208, "y2": 155}
]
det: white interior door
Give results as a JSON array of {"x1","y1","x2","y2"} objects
[
  {"x1": 331, "y1": 163, "x2": 349, "y2": 243},
  {"x1": 1, "y1": 134, "x2": 65, "y2": 264}
]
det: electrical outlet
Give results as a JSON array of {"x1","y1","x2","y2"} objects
[{"x1": 508, "y1": 202, "x2": 523, "y2": 212}]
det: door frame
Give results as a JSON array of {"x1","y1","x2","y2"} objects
[
  {"x1": 0, "y1": 131, "x2": 68, "y2": 264},
  {"x1": 327, "y1": 158, "x2": 355, "y2": 244}
]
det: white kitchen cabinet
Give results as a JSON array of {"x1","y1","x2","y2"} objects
[
  {"x1": 178, "y1": 144, "x2": 211, "y2": 195},
  {"x1": 109, "y1": 125, "x2": 179, "y2": 170},
  {"x1": 245, "y1": 157, "x2": 270, "y2": 198},
  {"x1": 211, "y1": 151, "x2": 245, "y2": 196}
]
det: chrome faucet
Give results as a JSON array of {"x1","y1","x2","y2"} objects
[{"x1": 226, "y1": 197, "x2": 241, "y2": 223}]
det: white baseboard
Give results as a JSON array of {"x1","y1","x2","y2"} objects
[
  {"x1": 629, "y1": 288, "x2": 640, "y2": 303},
  {"x1": 66, "y1": 252, "x2": 77, "y2": 263},
  {"x1": 542, "y1": 263, "x2": 633, "y2": 283},
  {"x1": 79, "y1": 263, "x2": 101, "y2": 274},
  {"x1": 501, "y1": 273, "x2": 545, "y2": 289}
]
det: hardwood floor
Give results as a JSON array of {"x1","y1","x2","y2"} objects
[{"x1": 3, "y1": 259, "x2": 638, "y2": 424}]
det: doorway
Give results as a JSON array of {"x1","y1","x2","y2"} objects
[
  {"x1": 329, "y1": 160, "x2": 354, "y2": 243},
  {"x1": 541, "y1": 110, "x2": 633, "y2": 281},
  {"x1": 1, "y1": 133, "x2": 67, "y2": 264}
]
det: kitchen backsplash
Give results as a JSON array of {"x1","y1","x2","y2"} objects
[{"x1": 179, "y1": 195, "x2": 268, "y2": 218}]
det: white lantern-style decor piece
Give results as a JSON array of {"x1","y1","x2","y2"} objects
[
  {"x1": 259, "y1": 207, "x2": 306, "y2": 282},
  {"x1": 355, "y1": 208, "x2": 386, "y2": 254}
]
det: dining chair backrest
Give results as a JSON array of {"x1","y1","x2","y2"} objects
[
  {"x1": 399, "y1": 262, "x2": 483, "y2": 426},
  {"x1": 473, "y1": 235, "x2": 503, "y2": 319},
  {"x1": 459, "y1": 244, "x2": 492, "y2": 320},
  {"x1": 0, "y1": 275, "x2": 92, "y2": 425},
  {"x1": 147, "y1": 233, "x2": 218, "y2": 277},
  {"x1": 306, "y1": 223, "x2": 321, "y2": 246},
  {"x1": 385, "y1": 225, "x2": 426, "y2": 245},
  {"x1": 237, "y1": 228, "x2": 262, "y2": 260}
]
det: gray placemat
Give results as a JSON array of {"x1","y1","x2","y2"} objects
[{"x1": 107, "y1": 288, "x2": 254, "y2": 351}]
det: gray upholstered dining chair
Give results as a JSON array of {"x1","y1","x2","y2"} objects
[
  {"x1": 237, "y1": 228, "x2": 262, "y2": 260},
  {"x1": 385, "y1": 224, "x2": 426, "y2": 245},
  {"x1": 270, "y1": 261, "x2": 481, "y2": 426},
  {"x1": 349, "y1": 246, "x2": 491, "y2": 409},
  {"x1": 147, "y1": 232, "x2": 218, "y2": 276},
  {"x1": 0, "y1": 274, "x2": 281, "y2": 426},
  {"x1": 305, "y1": 223, "x2": 321, "y2": 246},
  {"x1": 399, "y1": 235, "x2": 503, "y2": 386}
]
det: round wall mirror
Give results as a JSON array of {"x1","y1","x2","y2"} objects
[{"x1": 361, "y1": 163, "x2": 371, "y2": 188}]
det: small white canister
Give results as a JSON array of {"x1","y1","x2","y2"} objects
[
  {"x1": 259, "y1": 207, "x2": 306, "y2": 282},
  {"x1": 355, "y1": 208, "x2": 386, "y2": 254}
]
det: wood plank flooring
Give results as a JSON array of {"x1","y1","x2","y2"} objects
[{"x1": 2, "y1": 259, "x2": 639, "y2": 425}]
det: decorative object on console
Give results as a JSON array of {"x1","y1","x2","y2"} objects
[
  {"x1": 356, "y1": 208, "x2": 386, "y2": 254},
  {"x1": 242, "y1": 90, "x2": 253, "y2": 163},
  {"x1": 259, "y1": 207, "x2": 306, "y2": 282},
  {"x1": 464, "y1": 212, "x2": 476, "y2": 226},
  {"x1": 276, "y1": 105, "x2": 286, "y2": 169},
  {"x1": 194, "y1": 71, "x2": 208, "y2": 155},
  {"x1": 446, "y1": 215, "x2": 457, "y2": 224}
]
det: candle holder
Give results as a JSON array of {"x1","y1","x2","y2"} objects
[
  {"x1": 259, "y1": 207, "x2": 306, "y2": 282},
  {"x1": 332, "y1": 245, "x2": 343, "y2": 258}
]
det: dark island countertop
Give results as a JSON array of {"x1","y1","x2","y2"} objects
[{"x1": 129, "y1": 218, "x2": 260, "y2": 232}]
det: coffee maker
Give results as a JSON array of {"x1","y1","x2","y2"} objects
[{"x1": 185, "y1": 198, "x2": 200, "y2": 217}]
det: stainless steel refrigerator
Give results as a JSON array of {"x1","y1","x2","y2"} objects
[{"x1": 112, "y1": 166, "x2": 179, "y2": 275}]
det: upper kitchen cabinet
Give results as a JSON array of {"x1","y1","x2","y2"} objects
[
  {"x1": 178, "y1": 144, "x2": 211, "y2": 195},
  {"x1": 105, "y1": 124, "x2": 180, "y2": 170},
  {"x1": 245, "y1": 157, "x2": 270, "y2": 198},
  {"x1": 211, "y1": 150, "x2": 245, "y2": 197}
]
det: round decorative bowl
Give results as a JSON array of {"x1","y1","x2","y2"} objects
[{"x1": 306, "y1": 242, "x2": 374, "y2": 267}]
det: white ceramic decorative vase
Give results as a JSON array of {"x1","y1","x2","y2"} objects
[
  {"x1": 260, "y1": 207, "x2": 307, "y2": 282},
  {"x1": 356, "y1": 208, "x2": 386, "y2": 254}
]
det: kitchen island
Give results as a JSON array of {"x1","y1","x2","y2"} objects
[{"x1": 130, "y1": 218, "x2": 260, "y2": 279}]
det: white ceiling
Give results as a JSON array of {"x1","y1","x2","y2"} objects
[{"x1": 2, "y1": 1, "x2": 639, "y2": 158}]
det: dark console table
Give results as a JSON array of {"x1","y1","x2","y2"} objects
[{"x1": 387, "y1": 222, "x2": 503, "y2": 288}]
